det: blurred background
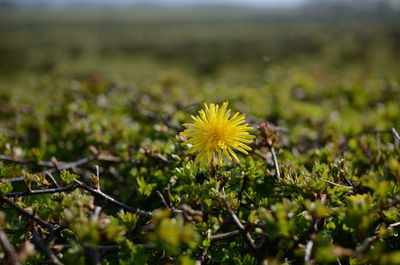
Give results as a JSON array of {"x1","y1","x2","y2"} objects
[
  {"x1": 0, "y1": 0, "x2": 399, "y2": 134},
  {"x1": 1, "y1": 0, "x2": 399, "y2": 85}
]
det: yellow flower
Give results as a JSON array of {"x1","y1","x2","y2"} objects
[{"x1": 180, "y1": 102, "x2": 255, "y2": 167}]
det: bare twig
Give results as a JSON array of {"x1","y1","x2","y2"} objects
[
  {"x1": 176, "y1": 204, "x2": 203, "y2": 222},
  {"x1": 6, "y1": 184, "x2": 77, "y2": 198},
  {"x1": 3, "y1": 177, "x2": 25, "y2": 183},
  {"x1": 210, "y1": 159, "x2": 217, "y2": 179},
  {"x1": 73, "y1": 179, "x2": 132, "y2": 210},
  {"x1": 42, "y1": 155, "x2": 97, "y2": 176},
  {"x1": 195, "y1": 248, "x2": 208, "y2": 265},
  {"x1": 389, "y1": 222, "x2": 400, "y2": 228},
  {"x1": 32, "y1": 229, "x2": 63, "y2": 265},
  {"x1": 0, "y1": 155, "x2": 58, "y2": 167},
  {"x1": 238, "y1": 175, "x2": 249, "y2": 202},
  {"x1": 221, "y1": 189, "x2": 256, "y2": 251},
  {"x1": 322, "y1": 179, "x2": 352, "y2": 189},
  {"x1": 92, "y1": 165, "x2": 100, "y2": 191},
  {"x1": 209, "y1": 230, "x2": 240, "y2": 241},
  {"x1": 255, "y1": 147, "x2": 280, "y2": 177},
  {"x1": 4, "y1": 155, "x2": 99, "y2": 183},
  {"x1": 156, "y1": 190, "x2": 170, "y2": 209},
  {"x1": 270, "y1": 146, "x2": 281, "y2": 177},
  {"x1": 52, "y1": 243, "x2": 153, "y2": 253},
  {"x1": 354, "y1": 221, "x2": 400, "y2": 258},
  {"x1": 392, "y1": 128, "x2": 400, "y2": 147},
  {"x1": 108, "y1": 166, "x2": 124, "y2": 183},
  {"x1": 163, "y1": 186, "x2": 172, "y2": 208},
  {"x1": 46, "y1": 173, "x2": 60, "y2": 188},
  {"x1": 86, "y1": 206, "x2": 101, "y2": 265},
  {"x1": 253, "y1": 237, "x2": 269, "y2": 265},
  {"x1": 0, "y1": 228, "x2": 22, "y2": 265},
  {"x1": 357, "y1": 129, "x2": 393, "y2": 137},
  {"x1": 355, "y1": 235, "x2": 379, "y2": 258},
  {"x1": 91, "y1": 206, "x2": 102, "y2": 222},
  {"x1": 304, "y1": 240, "x2": 314, "y2": 265},
  {"x1": 45, "y1": 226, "x2": 64, "y2": 247},
  {"x1": 5, "y1": 180, "x2": 151, "y2": 220},
  {"x1": 293, "y1": 195, "x2": 327, "y2": 265},
  {"x1": 0, "y1": 197, "x2": 54, "y2": 230},
  {"x1": 355, "y1": 128, "x2": 400, "y2": 148},
  {"x1": 73, "y1": 179, "x2": 151, "y2": 218}
]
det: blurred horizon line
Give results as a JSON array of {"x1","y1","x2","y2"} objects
[{"x1": 1, "y1": 0, "x2": 400, "y2": 9}]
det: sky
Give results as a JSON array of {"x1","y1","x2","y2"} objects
[
  {"x1": 11, "y1": 0, "x2": 399, "y2": 8},
  {"x1": 13, "y1": 0, "x2": 308, "y2": 7},
  {"x1": 123, "y1": 0, "x2": 306, "y2": 6}
]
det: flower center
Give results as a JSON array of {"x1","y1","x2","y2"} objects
[{"x1": 209, "y1": 126, "x2": 227, "y2": 149}]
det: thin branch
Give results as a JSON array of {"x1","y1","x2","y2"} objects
[
  {"x1": 292, "y1": 195, "x2": 326, "y2": 265},
  {"x1": 392, "y1": 128, "x2": 400, "y2": 147},
  {"x1": 5, "y1": 180, "x2": 151, "y2": 218},
  {"x1": 221, "y1": 190, "x2": 256, "y2": 251},
  {"x1": 74, "y1": 179, "x2": 132, "y2": 210},
  {"x1": 85, "y1": 206, "x2": 101, "y2": 265},
  {"x1": 389, "y1": 222, "x2": 400, "y2": 228},
  {"x1": 253, "y1": 237, "x2": 269, "y2": 265},
  {"x1": 255, "y1": 147, "x2": 280, "y2": 177},
  {"x1": 238, "y1": 175, "x2": 249, "y2": 202},
  {"x1": 177, "y1": 204, "x2": 203, "y2": 217},
  {"x1": 322, "y1": 179, "x2": 352, "y2": 189},
  {"x1": 354, "y1": 221, "x2": 400, "y2": 258},
  {"x1": 355, "y1": 235, "x2": 379, "y2": 258},
  {"x1": 108, "y1": 166, "x2": 124, "y2": 184},
  {"x1": 0, "y1": 197, "x2": 54, "y2": 230},
  {"x1": 73, "y1": 179, "x2": 151, "y2": 218},
  {"x1": 4, "y1": 177, "x2": 25, "y2": 183},
  {"x1": 45, "y1": 226, "x2": 64, "y2": 247},
  {"x1": 304, "y1": 240, "x2": 314, "y2": 265},
  {"x1": 52, "y1": 244, "x2": 153, "y2": 253},
  {"x1": 209, "y1": 230, "x2": 240, "y2": 242},
  {"x1": 0, "y1": 155, "x2": 57, "y2": 167},
  {"x1": 0, "y1": 228, "x2": 22, "y2": 265},
  {"x1": 46, "y1": 173, "x2": 60, "y2": 188},
  {"x1": 32, "y1": 229, "x2": 63, "y2": 265},
  {"x1": 6, "y1": 184, "x2": 77, "y2": 198},
  {"x1": 3, "y1": 155, "x2": 98, "y2": 183},
  {"x1": 357, "y1": 129, "x2": 393, "y2": 137},
  {"x1": 175, "y1": 204, "x2": 203, "y2": 222},
  {"x1": 92, "y1": 165, "x2": 100, "y2": 191},
  {"x1": 91, "y1": 206, "x2": 102, "y2": 222},
  {"x1": 355, "y1": 128, "x2": 400, "y2": 148},
  {"x1": 156, "y1": 190, "x2": 170, "y2": 208},
  {"x1": 41, "y1": 155, "x2": 97, "y2": 176},
  {"x1": 163, "y1": 186, "x2": 172, "y2": 208},
  {"x1": 270, "y1": 146, "x2": 281, "y2": 177},
  {"x1": 195, "y1": 248, "x2": 208, "y2": 265}
]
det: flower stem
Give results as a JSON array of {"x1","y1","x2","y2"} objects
[{"x1": 210, "y1": 158, "x2": 217, "y2": 179}]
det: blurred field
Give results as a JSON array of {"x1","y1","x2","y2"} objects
[
  {"x1": 1, "y1": 6, "x2": 400, "y2": 136},
  {"x1": 1, "y1": 6, "x2": 400, "y2": 85}
]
